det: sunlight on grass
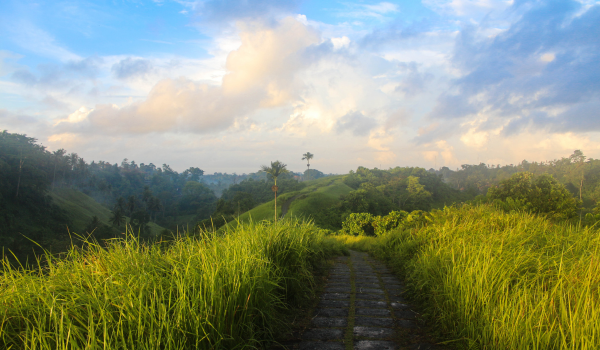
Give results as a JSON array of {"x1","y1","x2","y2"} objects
[
  {"x1": 371, "y1": 204, "x2": 600, "y2": 349},
  {"x1": 0, "y1": 219, "x2": 345, "y2": 349}
]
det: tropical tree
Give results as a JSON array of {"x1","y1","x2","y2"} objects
[
  {"x1": 51, "y1": 148, "x2": 66, "y2": 190},
  {"x1": 110, "y1": 208, "x2": 125, "y2": 227},
  {"x1": 127, "y1": 195, "x2": 136, "y2": 215},
  {"x1": 260, "y1": 161, "x2": 289, "y2": 221},
  {"x1": 302, "y1": 152, "x2": 314, "y2": 180}
]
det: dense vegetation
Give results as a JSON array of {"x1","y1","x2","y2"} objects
[
  {"x1": 0, "y1": 132, "x2": 71, "y2": 258},
  {"x1": 0, "y1": 219, "x2": 345, "y2": 349},
  {"x1": 349, "y1": 205, "x2": 600, "y2": 349},
  {"x1": 435, "y1": 150, "x2": 600, "y2": 211},
  {"x1": 0, "y1": 130, "x2": 309, "y2": 260}
]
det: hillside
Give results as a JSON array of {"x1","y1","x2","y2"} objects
[
  {"x1": 50, "y1": 188, "x2": 167, "y2": 235},
  {"x1": 223, "y1": 176, "x2": 352, "y2": 229}
]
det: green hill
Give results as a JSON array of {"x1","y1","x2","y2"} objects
[
  {"x1": 50, "y1": 188, "x2": 167, "y2": 235},
  {"x1": 223, "y1": 176, "x2": 351, "y2": 229}
]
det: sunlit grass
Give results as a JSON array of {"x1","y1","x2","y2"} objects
[
  {"x1": 0, "y1": 219, "x2": 345, "y2": 349},
  {"x1": 372, "y1": 204, "x2": 600, "y2": 349},
  {"x1": 330, "y1": 234, "x2": 377, "y2": 252}
]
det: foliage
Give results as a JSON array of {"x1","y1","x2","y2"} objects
[
  {"x1": 0, "y1": 131, "x2": 71, "y2": 261},
  {"x1": 370, "y1": 204, "x2": 600, "y2": 349},
  {"x1": 371, "y1": 210, "x2": 408, "y2": 236},
  {"x1": 304, "y1": 168, "x2": 325, "y2": 180},
  {"x1": 0, "y1": 219, "x2": 346, "y2": 349},
  {"x1": 339, "y1": 210, "x2": 430, "y2": 237},
  {"x1": 260, "y1": 161, "x2": 290, "y2": 221},
  {"x1": 487, "y1": 172, "x2": 580, "y2": 219},
  {"x1": 435, "y1": 150, "x2": 600, "y2": 211},
  {"x1": 302, "y1": 152, "x2": 314, "y2": 180},
  {"x1": 339, "y1": 212, "x2": 376, "y2": 236}
]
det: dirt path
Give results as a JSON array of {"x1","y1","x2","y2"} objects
[
  {"x1": 275, "y1": 251, "x2": 444, "y2": 350},
  {"x1": 280, "y1": 194, "x2": 304, "y2": 218}
]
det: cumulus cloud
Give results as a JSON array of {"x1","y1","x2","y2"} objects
[
  {"x1": 335, "y1": 111, "x2": 378, "y2": 136},
  {"x1": 57, "y1": 16, "x2": 322, "y2": 135}
]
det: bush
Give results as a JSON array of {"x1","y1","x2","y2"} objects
[
  {"x1": 339, "y1": 212, "x2": 375, "y2": 236},
  {"x1": 372, "y1": 210, "x2": 408, "y2": 236},
  {"x1": 487, "y1": 172, "x2": 580, "y2": 219}
]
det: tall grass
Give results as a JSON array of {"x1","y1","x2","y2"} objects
[
  {"x1": 0, "y1": 219, "x2": 345, "y2": 349},
  {"x1": 373, "y1": 204, "x2": 600, "y2": 349}
]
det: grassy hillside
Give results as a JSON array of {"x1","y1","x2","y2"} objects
[
  {"x1": 222, "y1": 176, "x2": 350, "y2": 230},
  {"x1": 285, "y1": 177, "x2": 353, "y2": 220},
  {"x1": 50, "y1": 188, "x2": 166, "y2": 235}
]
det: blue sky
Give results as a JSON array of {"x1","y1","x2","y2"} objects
[{"x1": 1, "y1": 0, "x2": 599, "y2": 173}]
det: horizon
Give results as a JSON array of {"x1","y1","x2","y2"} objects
[{"x1": 1, "y1": 0, "x2": 599, "y2": 174}]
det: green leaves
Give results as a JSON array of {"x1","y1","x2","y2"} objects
[
  {"x1": 487, "y1": 172, "x2": 580, "y2": 219},
  {"x1": 260, "y1": 161, "x2": 289, "y2": 184}
]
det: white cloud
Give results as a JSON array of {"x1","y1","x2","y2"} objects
[{"x1": 7, "y1": 21, "x2": 81, "y2": 62}]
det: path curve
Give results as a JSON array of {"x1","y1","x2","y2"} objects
[
  {"x1": 275, "y1": 251, "x2": 445, "y2": 350},
  {"x1": 280, "y1": 194, "x2": 305, "y2": 218}
]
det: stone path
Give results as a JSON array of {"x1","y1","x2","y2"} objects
[{"x1": 275, "y1": 251, "x2": 443, "y2": 350}]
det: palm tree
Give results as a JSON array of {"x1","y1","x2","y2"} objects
[
  {"x1": 260, "y1": 161, "x2": 289, "y2": 221},
  {"x1": 51, "y1": 148, "x2": 66, "y2": 191},
  {"x1": 110, "y1": 208, "x2": 124, "y2": 227},
  {"x1": 302, "y1": 152, "x2": 314, "y2": 181}
]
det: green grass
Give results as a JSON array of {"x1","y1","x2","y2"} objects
[
  {"x1": 0, "y1": 219, "x2": 346, "y2": 349},
  {"x1": 369, "y1": 204, "x2": 600, "y2": 349},
  {"x1": 225, "y1": 177, "x2": 351, "y2": 230},
  {"x1": 49, "y1": 188, "x2": 113, "y2": 231},
  {"x1": 50, "y1": 188, "x2": 166, "y2": 235},
  {"x1": 330, "y1": 234, "x2": 377, "y2": 252},
  {"x1": 285, "y1": 179, "x2": 353, "y2": 220}
]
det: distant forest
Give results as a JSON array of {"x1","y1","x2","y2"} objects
[{"x1": 2, "y1": 129, "x2": 599, "y2": 260}]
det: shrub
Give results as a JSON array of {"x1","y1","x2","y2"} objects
[
  {"x1": 372, "y1": 210, "x2": 408, "y2": 236},
  {"x1": 339, "y1": 212, "x2": 375, "y2": 236},
  {"x1": 487, "y1": 172, "x2": 580, "y2": 219}
]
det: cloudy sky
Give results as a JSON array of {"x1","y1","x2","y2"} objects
[{"x1": 1, "y1": 0, "x2": 599, "y2": 174}]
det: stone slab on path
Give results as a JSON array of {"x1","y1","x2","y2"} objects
[{"x1": 273, "y1": 251, "x2": 445, "y2": 350}]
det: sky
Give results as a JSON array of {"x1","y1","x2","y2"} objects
[{"x1": 1, "y1": 0, "x2": 600, "y2": 174}]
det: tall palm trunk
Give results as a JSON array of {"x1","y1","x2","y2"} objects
[{"x1": 15, "y1": 158, "x2": 24, "y2": 198}]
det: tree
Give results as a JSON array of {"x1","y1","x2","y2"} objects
[
  {"x1": 110, "y1": 208, "x2": 125, "y2": 227},
  {"x1": 85, "y1": 216, "x2": 101, "y2": 234},
  {"x1": 260, "y1": 161, "x2": 289, "y2": 221},
  {"x1": 51, "y1": 148, "x2": 66, "y2": 190},
  {"x1": 487, "y1": 172, "x2": 580, "y2": 219},
  {"x1": 302, "y1": 152, "x2": 314, "y2": 180},
  {"x1": 404, "y1": 176, "x2": 433, "y2": 211},
  {"x1": 569, "y1": 150, "x2": 586, "y2": 202},
  {"x1": 127, "y1": 195, "x2": 136, "y2": 215}
]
